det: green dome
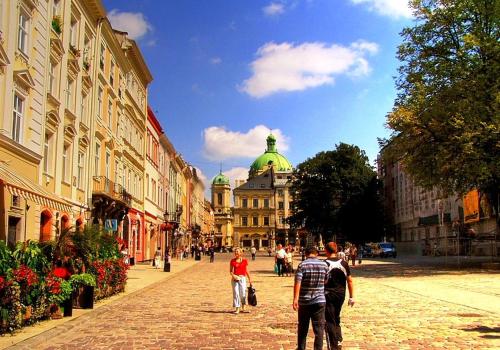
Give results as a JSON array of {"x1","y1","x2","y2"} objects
[
  {"x1": 212, "y1": 172, "x2": 230, "y2": 185},
  {"x1": 250, "y1": 134, "x2": 293, "y2": 175}
]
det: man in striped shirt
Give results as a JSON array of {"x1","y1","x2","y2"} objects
[{"x1": 293, "y1": 246, "x2": 329, "y2": 350}]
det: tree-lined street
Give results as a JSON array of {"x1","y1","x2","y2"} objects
[{"x1": 7, "y1": 253, "x2": 499, "y2": 350}]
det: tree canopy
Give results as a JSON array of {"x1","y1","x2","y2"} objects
[
  {"x1": 289, "y1": 143, "x2": 383, "y2": 243},
  {"x1": 381, "y1": 0, "x2": 499, "y2": 213}
]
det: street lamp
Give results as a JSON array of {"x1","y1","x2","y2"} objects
[{"x1": 163, "y1": 211, "x2": 172, "y2": 272}]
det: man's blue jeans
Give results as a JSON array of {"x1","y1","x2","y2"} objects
[{"x1": 297, "y1": 302, "x2": 325, "y2": 350}]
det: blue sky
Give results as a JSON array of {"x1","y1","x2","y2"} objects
[{"x1": 102, "y1": 0, "x2": 413, "y2": 190}]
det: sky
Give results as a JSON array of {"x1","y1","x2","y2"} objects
[{"x1": 102, "y1": 0, "x2": 414, "y2": 194}]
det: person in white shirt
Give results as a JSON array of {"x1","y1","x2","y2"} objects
[
  {"x1": 275, "y1": 244, "x2": 287, "y2": 277},
  {"x1": 250, "y1": 246, "x2": 257, "y2": 260}
]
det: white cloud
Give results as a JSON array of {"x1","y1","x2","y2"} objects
[
  {"x1": 223, "y1": 167, "x2": 250, "y2": 187},
  {"x1": 108, "y1": 10, "x2": 153, "y2": 40},
  {"x1": 263, "y1": 2, "x2": 286, "y2": 16},
  {"x1": 203, "y1": 125, "x2": 290, "y2": 161},
  {"x1": 211, "y1": 57, "x2": 222, "y2": 65},
  {"x1": 240, "y1": 40, "x2": 379, "y2": 98},
  {"x1": 349, "y1": 0, "x2": 413, "y2": 19}
]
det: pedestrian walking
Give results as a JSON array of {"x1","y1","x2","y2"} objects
[
  {"x1": 251, "y1": 246, "x2": 257, "y2": 260},
  {"x1": 358, "y1": 244, "x2": 363, "y2": 265},
  {"x1": 324, "y1": 242, "x2": 354, "y2": 350},
  {"x1": 285, "y1": 247, "x2": 294, "y2": 276},
  {"x1": 267, "y1": 247, "x2": 272, "y2": 257},
  {"x1": 293, "y1": 246, "x2": 328, "y2": 350},
  {"x1": 349, "y1": 245, "x2": 357, "y2": 266},
  {"x1": 154, "y1": 247, "x2": 162, "y2": 269},
  {"x1": 275, "y1": 244, "x2": 286, "y2": 277},
  {"x1": 229, "y1": 247, "x2": 252, "y2": 314},
  {"x1": 209, "y1": 245, "x2": 215, "y2": 263}
]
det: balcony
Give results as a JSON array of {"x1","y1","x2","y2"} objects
[{"x1": 93, "y1": 176, "x2": 132, "y2": 206}]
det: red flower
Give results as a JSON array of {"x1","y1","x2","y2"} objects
[{"x1": 12, "y1": 265, "x2": 38, "y2": 287}]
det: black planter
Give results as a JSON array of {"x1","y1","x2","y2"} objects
[
  {"x1": 63, "y1": 297, "x2": 73, "y2": 317},
  {"x1": 73, "y1": 285, "x2": 94, "y2": 309}
]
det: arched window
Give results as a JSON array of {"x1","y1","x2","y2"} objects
[
  {"x1": 217, "y1": 193, "x2": 222, "y2": 205},
  {"x1": 40, "y1": 210, "x2": 52, "y2": 241}
]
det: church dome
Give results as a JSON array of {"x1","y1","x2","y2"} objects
[
  {"x1": 212, "y1": 172, "x2": 230, "y2": 185},
  {"x1": 249, "y1": 134, "x2": 293, "y2": 176}
]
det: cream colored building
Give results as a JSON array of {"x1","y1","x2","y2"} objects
[
  {"x1": 211, "y1": 172, "x2": 233, "y2": 248},
  {"x1": 232, "y1": 134, "x2": 293, "y2": 250}
]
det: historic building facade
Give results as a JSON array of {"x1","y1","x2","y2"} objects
[
  {"x1": 0, "y1": 0, "x2": 209, "y2": 263},
  {"x1": 211, "y1": 134, "x2": 294, "y2": 250}
]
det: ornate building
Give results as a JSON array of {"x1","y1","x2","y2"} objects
[
  {"x1": 211, "y1": 134, "x2": 294, "y2": 250},
  {"x1": 211, "y1": 171, "x2": 233, "y2": 248}
]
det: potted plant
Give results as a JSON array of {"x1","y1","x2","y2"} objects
[
  {"x1": 46, "y1": 275, "x2": 72, "y2": 318},
  {"x1": 70, "y1": 273, "x2": 95, "y2": 309},
  {"x1": 51, "y1": 16, "x2": 62, "y2": 35}
]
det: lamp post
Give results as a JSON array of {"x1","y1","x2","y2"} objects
[{"x1": 163, "y1": 211, "x2": 172, "y2": 272}]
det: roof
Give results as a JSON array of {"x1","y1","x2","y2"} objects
[
  {"x1": 0, "y1": 162, "x2": 72, "y2": 212},
  {"x1": 234, "y1": 169, "x2": 273, "y2": 191},
  {"x1": 249, "y1": 134, "x2": 292, "y2": 177},
  {"x1": 212, "y1": 172, "x2": 230, "y2": 185}
]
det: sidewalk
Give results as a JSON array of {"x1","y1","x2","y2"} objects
[{"x1": 0, "y1": 258, "x2": 199, "y2": 349}]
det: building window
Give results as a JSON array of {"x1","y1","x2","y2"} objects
[
  {"x1": 241, "y1": 216, "x2": 248, "y2": 227},
  {"x1": 43, "y1": 134, "x2": 51, "y2": 174},
  {"x1": 278, "y1": 189, "x2": 284, "y2": 197},
  {"x1": 217, "y1": 193, "x2": 222, "y2": 205},
  {"x1": 105, "y1": 151, "x2": 111, "y2": 179},
  {"x1": 12, "y1": 94, "x2": 24, "y2": 143},
  {"x1": 253, "y1": 198, "x2": 258, "y2": 208},
  {"x1": 99, "y1": 44, "x2": 105, "y2": 70},
  {"x1": 18, "y1": 10, "x2": 29, "y2": 55},
  {"x1": 97, "y1": 87, "x2": 103, "y2": 119},
  {"x1": 66, "y1": 79, "x2": 74, "y2": 111},
  {"x1": 146, "y1": 174, "x2": 150, "y2": 197},
  {"x1": 242, "y1": 198, "x2": 248, "y2": 208},
  {"x1": 49, "y1": 62, "x2": 57, "y2": 96},
  {"x1": 107, "y1": 100, "x2": 113, "y2": 129},
  {"x1": 62, "y1": 144, "x2": 71, "y2": 183},
  {"x1": 263, "y1": 198, "x2": 269, "y2": 208},
  {"x1": 94, "y1": 143, "x2": 101, "y2": 176},
  {"x1": 252, "y1": 216, "x2": 258, "y2": 226},
  {"x1": 69, "y1": 18, "x2": 78, "y2": 47},
  {"x1": 278, "y1": 201, "x2": 284, "y2": 210},
  {"x1": 81, "y1": 93, "x2": 88, "y2": 124},
  {"x1": 263, "y1": 216, "x2": 270, "y2": 226},
  {"x1": 110, "y1": 60, "x2": 115, "y2": 86},
  {"x1": 77, "y1": 151, "x2": 85, "y2": 189}
]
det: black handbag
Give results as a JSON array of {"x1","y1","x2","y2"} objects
[{"x1": 247, "y1": 285, "x2": 257, "y2": 306}]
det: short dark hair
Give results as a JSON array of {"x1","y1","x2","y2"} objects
[
  {"x1": 325, "y1": 242, "x2": 338, "y2": 254},
  {"x1": 305, "y1": 246, "x2": 318, "y2": 256}
]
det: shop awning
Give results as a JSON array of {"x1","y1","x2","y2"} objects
[{"x1": 0, "y1": 162, "x2": 72, "y2": 213}]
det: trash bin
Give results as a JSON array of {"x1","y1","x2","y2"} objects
[{"x1": 129, "y1": 257, "x2": 135, "y2": 266}]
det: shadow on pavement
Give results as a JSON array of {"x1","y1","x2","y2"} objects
[
  {"x1": 461, "y1": 325, "x2": 500, "y2": 339},
  {"x1": 199, "y1": 310, "x2": 235, "y2": 314}
]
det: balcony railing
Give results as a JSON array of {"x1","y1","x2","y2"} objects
[{"x1": 93, "y1": 176, "x2": 132, "y2": 206}]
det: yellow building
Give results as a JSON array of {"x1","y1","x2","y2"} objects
[
  {"x1": 232, "y1": 134, "x2": 293, "y2": 250},
  {"x1": 0, "y1": 0, "x2": 82, "y2": 244}
]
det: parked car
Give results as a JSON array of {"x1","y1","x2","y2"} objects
[
  {"x1": 361, "y1": 245, "x2": 373, "y2": 258},
  {"x1": 379, "y1": 242, "x2": 397, "y2": 258}
]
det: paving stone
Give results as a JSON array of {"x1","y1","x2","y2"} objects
[{"x1": 4, "y1": 255, "x2": 500, "y2": 349}]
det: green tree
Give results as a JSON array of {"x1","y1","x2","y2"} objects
[
  {"x1": 289, "y1": 143, "x2": 383, "y2": 243},
  {"x1": 381, "y1": 0, "x2": 499, "y2": 222}
]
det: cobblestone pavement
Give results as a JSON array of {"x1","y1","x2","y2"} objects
[{"x1": 8, "y1": 254, "x2": 500, "y2": 350}]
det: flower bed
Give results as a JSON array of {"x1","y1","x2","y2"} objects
[{"x1": 0, "y1": 227, "x2": 129, "y2": 334}]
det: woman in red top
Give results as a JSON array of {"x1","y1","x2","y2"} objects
[{"x1": 229, "y1": 247, "x2": 252, "y2": 314}]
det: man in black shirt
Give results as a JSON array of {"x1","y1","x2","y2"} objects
[{"x1": 324, "y1": 242, "x2": 354, "y2": 350}]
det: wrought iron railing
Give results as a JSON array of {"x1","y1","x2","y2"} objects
[{"x1": 92, "y1": 176, "x2": 132, "y2": 206}]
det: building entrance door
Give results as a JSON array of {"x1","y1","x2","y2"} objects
[{"x1": 253, "y1": 239, "x2": 260, "y2": 250}]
